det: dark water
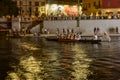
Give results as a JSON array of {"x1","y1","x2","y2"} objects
[{"x1": 0, "y1": 37, "x2": 120, "y2": 80}]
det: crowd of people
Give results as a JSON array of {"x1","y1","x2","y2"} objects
[
  {"x1": 39, "y1": 13, "x2": 120, "y2": 21},
  {"x1": 54, "y1": 28, "x2": 81, "y2": 40},
  {"x1": 57, "y1": 32, "x2": 82, "y2": 40},
  {"x1": 0, "y1": 14, "x2": 114, "y2": 42},
  {"x1": 1, "y1": 12, "x2": 120, "y2": 23},
  {"x1": 42, "y1": 27, "x2": 112, "y2": 42}
]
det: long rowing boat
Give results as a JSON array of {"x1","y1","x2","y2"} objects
[{"x1": 45, "y1": 37, "x2": 101, "y2": 44}]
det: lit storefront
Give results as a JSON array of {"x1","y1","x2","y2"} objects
[{"x1": 40, "y1": 4, "x2": 82, "y2": 16}]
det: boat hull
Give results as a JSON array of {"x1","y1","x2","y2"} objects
[{"x1": 45, "y1": 37, "x2": 101, "y2": 44}]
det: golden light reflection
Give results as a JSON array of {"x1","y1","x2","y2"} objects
[
  {"x1": 17, "y1": 42, "x2": 39, "y2": 51},
  {"x1": 71, "y1": 45, "x2": 93, "y2": 80},
  {"x1": 10, "y1": 40, "x2": 40, "y2": 53},
  {"x1": 6, "y1": 72, "x2": 20, "y2": 80},
  {"x1": 6, "y1": 56, "x2": 46, "y2": 80},
  {"x1": 20, "y1": 56, "x2": 42, "y2": 73}
]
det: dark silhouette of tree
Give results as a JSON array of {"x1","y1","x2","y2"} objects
[{"x1": 0, "y1": 0, "x2": 19, "y2": 16}]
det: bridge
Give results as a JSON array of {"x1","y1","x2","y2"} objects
[{"x1": 0, "y1": 20, "x2": 43, "y2": 36}]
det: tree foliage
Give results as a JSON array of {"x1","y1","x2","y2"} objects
[{"x1": 0, "y1": 0, "x2": 19, "y2": 16}]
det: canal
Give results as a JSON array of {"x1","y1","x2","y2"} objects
[{"x1": 0, "y1": 37, "x2": 120, "y2": 80}]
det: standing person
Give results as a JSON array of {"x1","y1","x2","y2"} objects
[
  {"x1": 12, "y1": 16, "x2": 21, "y2": 36},
  {"x1": 76, "y1": 32, "x2": 82, "y2": 40},
  {"x1": 94, "y1": 27, "x2": 97, "y2": 34},
  {"x1": 44, "y1": 28, "x2": 47, "y2": 34},
  {"x1": 97, "y1": 27, "x2": 100, "y2": 33},
  {"x1": 103, "y1": 32, "x2": 111, "y2": 42},
  {"x1": 116, "y1": 27, "x2": 118, "y2": 33},
  {"x1": 71, "y1": 28, "x2": 74, "y2": 33},
  {"x1": 67, "y1": 28, "x2": 69, "y2": 34},
  {"x1": 93, "y1": 34, "x2": 98, "y2": 40},
  {"x1": 96, "y1": 27, "x2": 100, "y2": 35},
  {"x1": 63, "y1": 28, "x2": 66, "y2": 34},
  {"x1": 56, "y1": 28, "x2": 59, "y2": 34}
]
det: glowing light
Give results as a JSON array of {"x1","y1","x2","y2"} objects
[
  {"x1": 58, "y1": 5, "x2": 64, "y2": 11},
  {"x1": 6, "y1": 56, "x2": 46, "y2": 80},
  {"x1": 17, "y1": 42, "x2": 39, "y2": 51},
  {"x1": 6, "y1": 72, "x2": 20, "y2": 80},
  {"x1": 51, "y1": 4, "x2": 58, "y2": 11},
  {"x1": 20, "y1": 56, "x2": 42, "y2": 73}
]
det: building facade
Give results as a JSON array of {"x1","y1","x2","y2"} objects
[
  {"x1": 14, "y1": 0, "x2": 46, "y2": 17},
  {"x1": 47, "y1": 0, "x2": 78, "y2": 5},
  {"x1": 82, "y1": 0, "x2": 101, "y2": 15},
  {"x1": 45, "y1": 0, "x2": 82, "y2": 16},
  {"x1": 82, "y1": 0, "x2": 120, "y2": 15},
  {"x1": 102, "y1": 0, "x2": 120, "y2": 15},
  {"x1": 13, "y1": 0, "x2": 82, "y2": 17}
]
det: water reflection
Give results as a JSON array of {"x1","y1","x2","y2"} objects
[
  {"x1": 3, "y1": 39, "x2": 96, "y2": 80},
  {"x1": 71, "y1": 44, "x2": 92, "y2": 80},
  {"x1": 5, "y1": 39, "x2": 46, "y2": 80},
  {"x1": 1, "y1": 37, "x2": 120, "y2": 80},
  {"x1": 6, "y1": 55, "x2": 45, "y2": 80}
]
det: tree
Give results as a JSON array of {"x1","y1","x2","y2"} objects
[{"x1": 0, "y1": 0, "x2": 19, "y2": 16}]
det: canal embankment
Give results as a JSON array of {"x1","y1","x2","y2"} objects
[{"x1": 43, "y1": 19, "x2": 120, "y2": 35}]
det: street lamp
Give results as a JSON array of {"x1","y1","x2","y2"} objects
[{"x1": 77, "y1": 0, "x2": 80, "y2": 27}]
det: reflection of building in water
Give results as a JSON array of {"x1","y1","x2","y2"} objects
[
  {"x1": 6, "y1": 56, "x2": 46, "y2": 80},
  {"x1": 71, "y1": 44, "x2": 93, "y2": 80}
]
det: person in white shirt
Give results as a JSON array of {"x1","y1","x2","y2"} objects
[
  {"x1": 94, "y1": 34, "x2": 98, "y2": 40},
  {"x1": 103, "y1": 32, "x2": 111, "y2": 42}
]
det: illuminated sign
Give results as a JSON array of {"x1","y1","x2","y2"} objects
[{"x1": 64, "y1": 5, "x2": 78, "y2": 16}]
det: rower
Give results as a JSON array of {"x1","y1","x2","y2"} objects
[
  {"x1": 103, "y1": 32, "x2": 111, "y2": 42},
  {"x1": 76, "y1": 32, "x2": 82, "y2": 40},
  {"x1": 94, "y1": 34, "x2": 98, "y2": 40}
]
